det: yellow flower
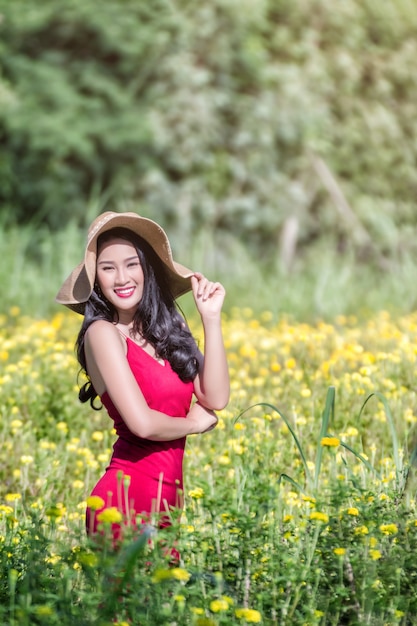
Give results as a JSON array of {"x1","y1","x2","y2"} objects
[
  {"x1": 190, "y1": 607, "x2": 204, "y2": 615},
  {"x1": 347, "y1": 507, "x2": 359, "y2": 516},
  {"x1": 188, "y1": 487, "x2": 204, "y2": 499},
  {"x1": 86, "y1": 496, "x2": 105, "y2": 510},
  {"x1": 354, "y1": 525, "x2": 369, "y2": 536},
  {"x1": 152, "y1": 567, "x2": 190, "y2": 583},
  {"x1": 333, "y1": 547, "x2": 346, "y2": 556},
  {"x1": 309, "y1": 511, "x2": 329, "y2": 524},
  {"x1": 174, "y1": 594, "x2": 185, "y2": 602},
  {"x1": 96, "y1": 507, "x2": 122, "y2": 524},
  {"x1": 171, "y1": 567, "x2": 191, "y2": 582},
  {"x1": 321, "y1": 436, "x2": 340, "y2": 447},
  {"x1": 235, "y1": 607, "x2": 262, "y2": 623},
  {"x1": 210, "y1": 598, "x2": 230, "y2": 613},
  {"x1": 369, "y1": 549, "x2": 382, "y2": 560},
  {"x1": 5, "y1": 493, "x2": 22, "y2": 503},
  {"x1": 151, "y1": 568, "x2": 172, "y2": 583},
  {"x1": 0, "y1": 505, "x2": 14, "y2": 516},
  {"x1": 345, "y1": 426, "x2": 359, "y2": 436},
  {"x1": 20, "y1": 455, "x2": 34, "y2": 465},
  {"x1": 379, "y1": 523, "x2": 398, "y2": 536}
]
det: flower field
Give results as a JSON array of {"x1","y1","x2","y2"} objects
[{"x1": 1, "y1": 307, "x2": 417, "y2": 625}]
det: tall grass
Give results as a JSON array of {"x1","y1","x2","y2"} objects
[{"x1": 1, "y1": 222, "x2": 417, "y2": 320}]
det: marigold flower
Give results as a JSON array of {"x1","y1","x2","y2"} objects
[
  {"x1": 347, "y1": 507, "x2": 359, "y2": 516},
  {"x1": 235, "y1": 607, "x2": 262, "y2": 622},
  {"x1": 0, "y1": 505, "x2": 14, "y2": 516},
  {"x1": 5, "y1": 493, "x2": 22, "y2": 502},
  {"x1": 309, "y1": 511, "x2": 329, "y2": 524},
  {"x1": 379, "y1": 523, "x2": 398, "y2": 536},
  {"x1": 152, "y1": 567, "x2": 190, "y2": 583},
  {"x1": 171, "y1": 567, "x2": 191, "y2": 582},
  {"x1": 369, "y1": 549, "x2": 382, "y2": 560},
  {"x1": 210, "y1": 598, "x2": 230, "y2": 613},
  {"x1": 188, "y1": 487, "x2": 204, "y2": 499},
  {"x1": 86, "y1": 496, "x2": 105, "y2": 510},
  {"x1": 321, "y1": 436, "x2": 340, "y2": 447},
  {"x1": 20, "y1": 455, "x2": 34, "y2": 465},
  {"x1": 96, "y1": 507, "x2": 122, "y2": 524},
  {"x1": 151, "y1": 568, "x2": 172, "y2": 583},
  {"x1": 190, "y1": 607, "x2": 204, "y2": 615}
]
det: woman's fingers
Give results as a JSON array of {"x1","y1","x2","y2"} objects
[{"x1": 192, "y1": 273, "x2": 225, "y2": 301}]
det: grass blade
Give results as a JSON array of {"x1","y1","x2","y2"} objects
[
  {"x1": 314, "y1": 386, "x2": 336, "y2": 491},
  {"x1": 236, "y1": 402, "x2": 311, "y2": 485}
]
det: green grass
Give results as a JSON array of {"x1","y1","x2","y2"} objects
[
  {"x1": 1, "y1": 222, "x2": 417, "y2": 321},
  {"x1": 2, "y1": 308, "x2": 417, "y2": 624}
]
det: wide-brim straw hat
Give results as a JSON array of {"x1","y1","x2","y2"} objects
[{"x1": 56, "y1": 211, "x2": 194, "y2": 314}]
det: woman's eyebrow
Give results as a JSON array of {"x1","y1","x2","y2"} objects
[{"x1": 97, "y1": 255, "x2": 139, "y2": 265}]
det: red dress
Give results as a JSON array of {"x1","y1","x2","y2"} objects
[{"x1": 86, "y1": 337, "x2": 194, "y2": 538}]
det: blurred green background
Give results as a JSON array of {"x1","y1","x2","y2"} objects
[{"x1": 1, "y1": 0, "x2": 417, "y2": 319}]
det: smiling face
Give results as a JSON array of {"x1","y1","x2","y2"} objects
[{"x1": 96, "y1": 237, "x2": 144, "y2": 324}]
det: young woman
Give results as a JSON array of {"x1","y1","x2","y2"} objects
[{"x1": 56, "y1": 211, "x2": 229, "y2": 544}]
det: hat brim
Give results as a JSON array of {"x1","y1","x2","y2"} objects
[{"x1": 55, "y1": 212, "x2": 194, "y2": 314}]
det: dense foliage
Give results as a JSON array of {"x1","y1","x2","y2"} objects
[{"x1": 1, "y1": 0, "x2": 417, "y2": 264}]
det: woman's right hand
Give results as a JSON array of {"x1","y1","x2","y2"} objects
[{"x1": 187, "y1": 401, "x2": 218, "y2": 434}]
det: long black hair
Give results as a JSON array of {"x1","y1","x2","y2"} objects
[{"x1": 76, "y1": 227, "x2": 200, "y2": 408}]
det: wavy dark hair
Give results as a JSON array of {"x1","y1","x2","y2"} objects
[{"x1": 76, "y1": 227, "x2": 199, "y2": 408}]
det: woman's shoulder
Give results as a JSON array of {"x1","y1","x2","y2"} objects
[
  {"x1": 86, "y1": 319, "x2": 116, "y2": 336},
  {"x1": 85, "y1": 320, "x2": 126, "y2": 351}
]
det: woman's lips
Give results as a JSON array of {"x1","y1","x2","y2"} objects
[{"x1": 114, "y1": 287, "x2": 135, "y2": 298}]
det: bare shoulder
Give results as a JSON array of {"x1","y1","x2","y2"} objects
[{"x1": 85, "y1": 320, "x2": 126, "y2": 353}]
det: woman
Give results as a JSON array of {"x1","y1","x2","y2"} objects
[{"x1": 56, "y1": 211, "x2": 229, "y2": 544}]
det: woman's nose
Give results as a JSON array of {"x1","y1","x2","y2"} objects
[{"x1": 115, "y1": 267, "x2": 128, "y2": 284}]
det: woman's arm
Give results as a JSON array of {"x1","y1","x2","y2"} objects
[
  {"x1": 84, "y1": 320, "x2": 217, "y2": 440},
  {"x1": 191, "y1": 273, "x2": 230, "y2": 411}
]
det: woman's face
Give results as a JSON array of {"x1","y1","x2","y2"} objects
[{"x1": 96, "y1": 237, "x2": 144, "y2": 323}]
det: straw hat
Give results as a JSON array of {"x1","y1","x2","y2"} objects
[{"x1": 55, "y1": 211, "x2": 194, "y2": 314}]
